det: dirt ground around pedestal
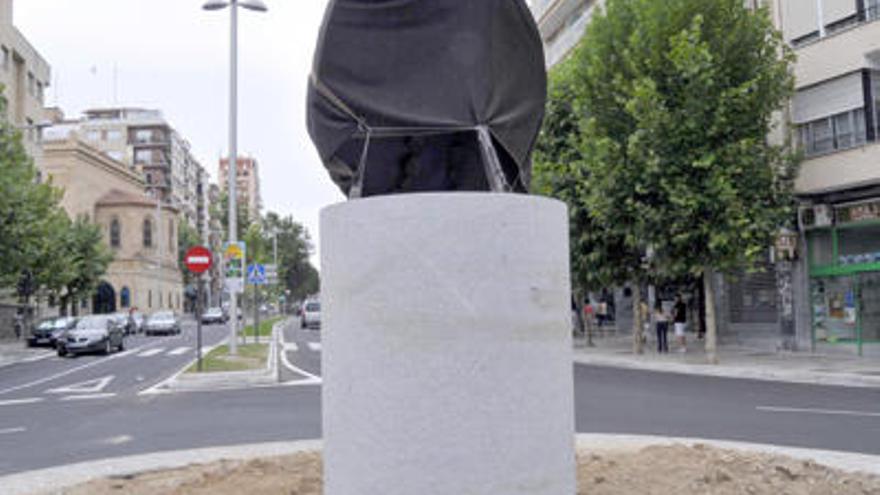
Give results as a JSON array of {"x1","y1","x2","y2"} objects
[{"x1": 44, "y1": 444, "x2": 880, "y2": 495}]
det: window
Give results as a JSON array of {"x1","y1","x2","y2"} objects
[
  {"x1": 135, "y1": 149, "x2": 152, "y2": 164},
  {"x1": 86, "y1": 130, "x2": 101, "y2": 141},
  {"x1": 120, "y1": 287, "x2": 131, "y2": 309},
  {"x1": 135, "y1": 129, "x2": 152, "y2": 143},
  {"x1": 1, "y1": 46, "x2": 8, "y2": 71},
  {"x1": 36, "y1": 81, "x2": 43, "y2": 103},
  {"x1": 26, "y1": 118, "x2": 34, "y2": 142},
  {"x1": 110, "y1": 218, "x2": 121, "y2": 248},
  {"x1": 146, "y1": 173, "x2": 152, "y2": 184},
  {"x1": 169, "y1": 219, "x2": 174, "y2": 251},
  {"x1": 107, "y1": 130, "x2": 122, "y2": 141},
  {"x1": 148, "y1": 290, "x2": 152, "y2": 309},
  {"x1": 799, "y1": 108, "x2": 867, "y2": 156},
  {"x1": 143, "y1": 218, "x2": 153, "y2": 248},
  {"x1": 27, "y1": 72, "x2": 35, "y2": 96}
]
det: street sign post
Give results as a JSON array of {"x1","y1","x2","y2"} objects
[
  {"x1": 247, "y1": 264, "x2": 267, "y2": 343},
  {"x1": 184, "y1": 246, "x2": 213, "y2": 372},
  {"x1": 224, "y1": 242, "x2": 246, "y2": 294}
]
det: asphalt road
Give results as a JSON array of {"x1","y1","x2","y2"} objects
[{"x1": 1, "y1": 318, "x2": 878, "y2": 477}]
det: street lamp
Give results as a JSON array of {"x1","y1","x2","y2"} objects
[{"x1": 203, "y1": 0, "x2": 267, "y2": 355}]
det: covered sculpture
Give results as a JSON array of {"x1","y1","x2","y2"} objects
[{"x1": 307, "y1": 0, "x2": 547, "y2": 198}]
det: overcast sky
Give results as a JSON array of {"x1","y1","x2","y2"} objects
[{"x1": 16, "y1": 0, "x2": 341, "y2": 267}]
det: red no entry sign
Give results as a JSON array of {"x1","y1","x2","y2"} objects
[{"x1": 184, "y1": 246, "x2": 213, "y2": 274}]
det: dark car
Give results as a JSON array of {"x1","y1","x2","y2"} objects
[
  {"x1": 144, "y1": 311, "x2": 180, "y2": 336},
  {"x1": 57, "y1": 315, "x2": 124, "y2": 357},
  {"x1": 200, "y1": 307, "x2": 226, "y2": 325},
  {"x1": 27, "y1": 317, "x2": 77, "y2": 348}
]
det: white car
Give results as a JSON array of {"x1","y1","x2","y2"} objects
[{"x1": 300, "y1": 300, "x2": 321, "y2": 329}]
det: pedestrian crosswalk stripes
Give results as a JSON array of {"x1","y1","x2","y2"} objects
[
  {"x1": 167, "y1": 347, "x2": 190, "y2": 356},
  {"x1": 307, "y1": 342, "x2": 322, "y2": 352},
  {"x1": 137, "y1": 348, "x2": 165, "y2": 357}
]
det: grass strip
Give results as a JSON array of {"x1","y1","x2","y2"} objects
[{"x1": 186, "y1": 343, "x2": 269, "y2": 373}]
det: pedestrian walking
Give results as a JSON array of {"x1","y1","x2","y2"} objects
[
  {"x1": 673, "y1": 293, "x2": 687, "y2": 352},
  {"x1": 654, "y1": 300, "x2": 669, "y2": 353},
  {"x1": 597, "y1": 300, "x2": 608, "y2": 328}
]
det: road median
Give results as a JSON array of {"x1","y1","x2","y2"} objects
[{"x1": 142, "y1": 318, "x2": 288, "y2": 394}]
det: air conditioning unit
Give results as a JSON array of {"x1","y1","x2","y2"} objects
[{"x1": 799, "y1": 204, "x2": 833, "y2": 229}]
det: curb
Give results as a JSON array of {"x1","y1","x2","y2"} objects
[
  {"x1": 141, "y1": 318, "x2": 291, "y2": 395},
  {"x1": 573, "y1": 353, "x2": 880, "y2": 389},
  {"x1": 3, "y1": 434, "x2": 878, "y2": 495}
]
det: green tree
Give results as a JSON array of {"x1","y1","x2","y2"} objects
[
  {"x1": 557, "y1": 0, "x2": 798, "y2": 361},
  {"x1": 534, "y1": 53, "x2": 648, "y2": 352},
  {"x1": 0, "y1": 88, "x2": 68, "y2": 300},
  {"x1": 60, "y1": 217, "x2": 114, "y2": 316}
]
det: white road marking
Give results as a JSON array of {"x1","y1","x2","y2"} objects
[
  {"x1": 0, "y1": 398, "x2": 44, "y2": 407},
  {"x1": 167, "y1": 346, "x2": 190, "y2": 356},
  {"x1": 46, "y1": 375, "x2": 114, "y2": 395},
  {"x1": 0, "y1": 340, "x2": 170, "y2": 396},
  {"x1": 59, "y1": 393, "x2": 116, "y2": 401},
  {"x1": 137, "y1": 348, "x2": 165, "y2": 357},
  {"x1": 757, "y1": 406, "x2": 880, "y2": 418},
  {"x1": 0, "y1": 427, "x2": 26, "y2": 435},
  {"x1": 307, "y1": 342, "x2": 321, "y2": 352},
  {"x1": 283, "y1": 342, "x2": 299, "y2": 352}
]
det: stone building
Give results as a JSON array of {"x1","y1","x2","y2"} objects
[{"x1": 40, "y1": 129, "x2": 184, "y2": 315}]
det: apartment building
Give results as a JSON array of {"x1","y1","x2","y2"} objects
[
  {"x1": 774, "y1": 0, "x2": 880, "y2": 354},
  {"x1": 0, "y1": 0, "x2": 50, "y2": 162},
  {"x1": 531, "y1": 0, "x2": 603, "y2": 68},
  {"x1": 219, "y1": 156, "x2": 262, "y2": 222},
  {"x1": 69, "y1": 108, "x2": 211, "y2": 241}
]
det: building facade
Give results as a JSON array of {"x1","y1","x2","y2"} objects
[
  {"x1": 40, "y1": 130, "x2": 185, "y2": 315},
  {"x1": 73, "y1": 107, "x2": 210, "y2": 238},
  {"x1": 0, "y1": 0, "x2": 50, "y2": 167},
  {"x1": 773, "y1": 0, "x2": 880, "y2": 355},
  {"x1": 531, "y1": 0, "x2": 604, "y2": 68},
  {"x1": 219, "y1": 156, "x2": 262, "y2": 222}
]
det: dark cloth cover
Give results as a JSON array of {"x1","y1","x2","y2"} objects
[{"x1": 307, "y1": 0, "x2": 547, "y2": 197}]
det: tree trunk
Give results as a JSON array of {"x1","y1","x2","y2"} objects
[
  {"x1": 632, "y1": 284, "x2": 644, "y2": 355},
  {"x1": 704, "y1": 270, "x2": 719, "y2": 364}
]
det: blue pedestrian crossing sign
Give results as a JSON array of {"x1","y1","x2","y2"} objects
[{"x1": 247, "y1": 264, "x2": 267, "y2": 285}]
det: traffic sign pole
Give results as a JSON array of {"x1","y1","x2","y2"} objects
[
  {"x1": 184, "y1": 246, "x2": 213, "y2": 372},
  {"x1": 197, "y1": 275, "x2": 203, "y2": 372}
]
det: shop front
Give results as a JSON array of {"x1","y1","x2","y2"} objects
[{"x1": 805, "y1": 198, "x2": 880, "y2": 355}]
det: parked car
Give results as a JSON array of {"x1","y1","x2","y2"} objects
[
  {"x1": 57, "y1": 315, "x2": 124, "y2": 357},
  {"x1": 27, "y1": 317, "x2": 77, "y2": 348},
  {"x1": 144, "y1": 311, "x2": 181, "y2": 336},
  {"x1": 201, "y1": 307, "x2": 226, "y2": 325},
  {"x1": 300, "y1": 300, "x2": 321, "y2": 329},
  {"x1": 111, "y1": 312, "x2": 137, "y2": 335}
]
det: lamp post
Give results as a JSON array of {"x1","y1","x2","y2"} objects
[{"x1": 203, "y1": 0, "x2": 267, "y2": 355}]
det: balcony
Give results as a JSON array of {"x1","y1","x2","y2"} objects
[
  {"x1": 795, "y1": 140, "x2": 880, "y2": 194},
  {"x1": 792, "y1": 10, "x2": 880, "y2": 88}
]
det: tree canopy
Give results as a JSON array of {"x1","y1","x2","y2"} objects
[{"x1": 533, "y1": 0, "x2": 799, "y2": 358}]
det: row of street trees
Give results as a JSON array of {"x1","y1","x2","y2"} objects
[
  {"x1": 533, "y1": 0, "x2": 800, "y2": 362},
  {"x1": 0, "y1": 91, "x2": 112, "y2": 317},
  {"x1": 180, "y1": 192, "x2": 319, "y2": 311}
]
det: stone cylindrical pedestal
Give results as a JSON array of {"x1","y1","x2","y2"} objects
[{"x1": 320, "y1": 193, "x2": 575, "y2": 495}]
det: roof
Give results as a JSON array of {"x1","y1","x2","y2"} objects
[{"x1": 96, "y1": 189, "x2": 178, "y2": 212}]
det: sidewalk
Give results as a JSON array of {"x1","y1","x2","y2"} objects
[
  {"x1": 573, "y1": 333, "x2": 880, "y2": 388},
  {"x1": 0, "y1": 340, "x2": 53, "y2": 368}
]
